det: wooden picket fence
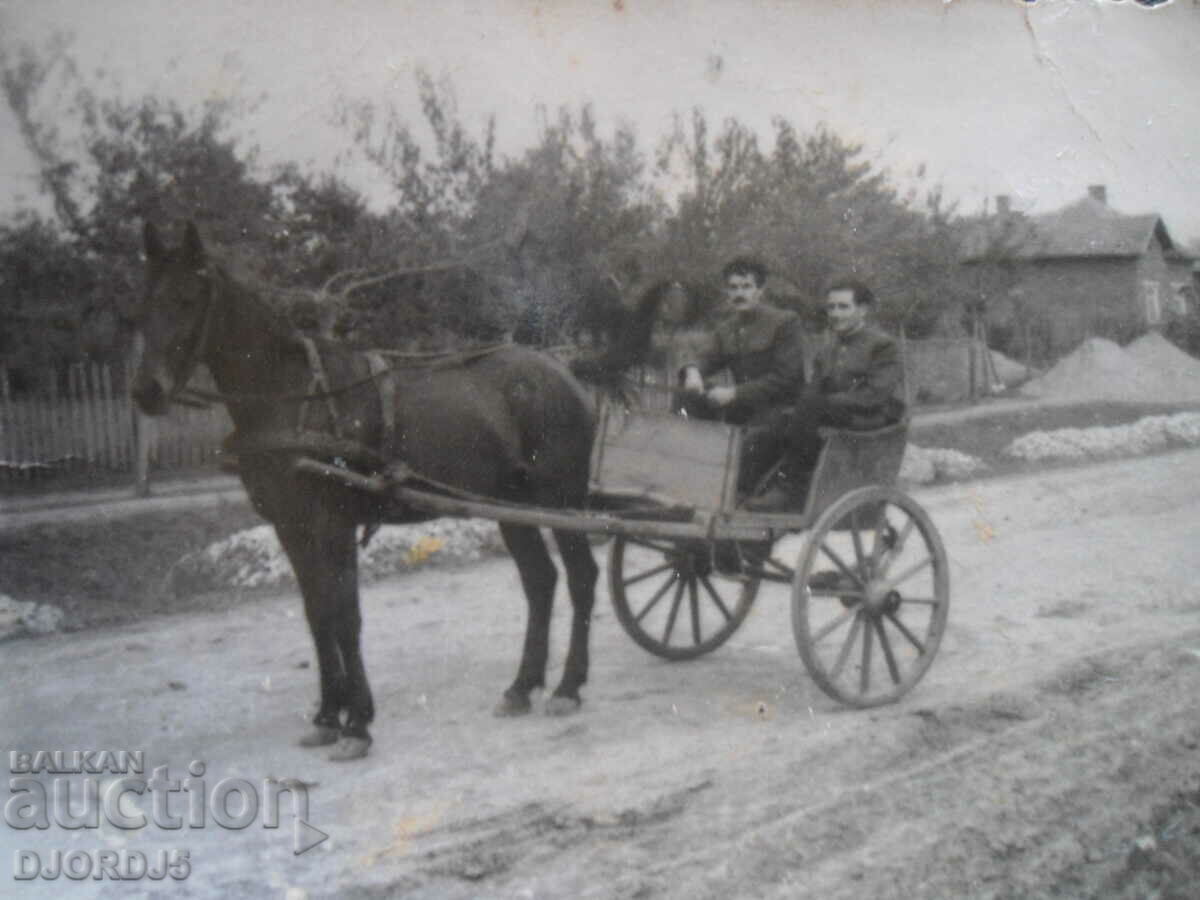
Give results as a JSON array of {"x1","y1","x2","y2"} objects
[{"x1": 0, "y1": 362, "x2": 230, "y2": 482}]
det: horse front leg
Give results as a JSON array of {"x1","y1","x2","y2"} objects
[
  {"x1": 275, "y1": 517, "x2": 374, "y2": 761},
  {"x1": 494, "y1": 523, "x2": 556, "y2": 717},
  {"x1": 548, "y1": 530, "x2": 598, "y2": 715}
]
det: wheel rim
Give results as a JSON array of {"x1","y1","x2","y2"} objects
[
  {"x1": 610, "y1": 535, "x2": 759, "y2": 660},
  {"x1": 792, "y1": 486, "x2": 949, "y2": 707}
]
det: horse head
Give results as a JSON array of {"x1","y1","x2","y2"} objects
[{"x1": 131, "y1": 222, "x2": 216, "y2": 415}]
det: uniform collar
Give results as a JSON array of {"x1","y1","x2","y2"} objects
[{"x1": 833, "y1": 323, "x2": 866, "y2": 344}]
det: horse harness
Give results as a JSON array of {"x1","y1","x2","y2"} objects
[
  {"x1": 212, "y1": 335, "x2": 510, "y2": 508},
  {"x1": 292, "y1": 337, "x2": 398, "y2": 462}
]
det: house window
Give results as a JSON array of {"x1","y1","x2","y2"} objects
[
  {"x1": 1171, "y1": 283, "x2": 1193, "y2": 317},
  {"x1": 1141, "y1": 281, "x2": 1162, "y2": 324}
]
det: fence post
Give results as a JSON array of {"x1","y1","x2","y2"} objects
[{"x1": 129, "y1": 337, "x2": 151, "y2": 497}]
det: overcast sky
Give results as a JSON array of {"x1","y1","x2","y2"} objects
[{"x1": 2, "y1": 0, "x2": 1198, "y2": 243}]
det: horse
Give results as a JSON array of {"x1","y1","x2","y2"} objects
[{"x1": 130, "y1": 222, "x2": 662, "y2": 761}]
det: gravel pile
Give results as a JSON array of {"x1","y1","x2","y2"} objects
[
  {"x1": 0, "y1": 594, "x2": 65, "y2": 640},
  {"x1": 1125, "y1": 331, "x2": 1200, "y2": 399},
  {"x1": 1005, "y1": 412, "x2": 1200, "y2": 462},
  {"x1": 169, "y1": 518, "x2": 505, "y2": 594},
  {"x1": 1022, "y1": 335, "x2": 1200, "y2": 404},
  {"x1": 900, "y1": 445, "x2": 989, "y2": 485}
]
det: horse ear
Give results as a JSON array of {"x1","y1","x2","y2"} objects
[
  {"x1": 182, "y1": 221, "x2": 206, "y2": 267},
  {"x1": 143, "y1": 222, "x2": 165, "y2": 261}
]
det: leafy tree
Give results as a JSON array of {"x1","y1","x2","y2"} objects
[
  {"x1": 0, "y1": 212, "x2": 93, "y2": 384},
  {"x1": 1, "y1": 36, "x2": 290, "y2": 363},
  {"x1": 341, "y1": 79, "x2": 661, "y2": 347},
  {"x1": 467, "y1": 104, "x2": 660, "y2": 344},
  {"x1": 656, "y1": 113, "x2": 972, "y2": 337}
]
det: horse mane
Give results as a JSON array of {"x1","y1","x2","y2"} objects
[{"x1": 205, "y1": 251, "x2": 327, "y2": 347}]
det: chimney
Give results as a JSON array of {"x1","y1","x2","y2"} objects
[
  {"x1": 1088, "y1": 184, "x2": 1107, "y2": 205},
  {"x1": 995, "y1": 195, "x2": 1011, "y2": 215}
]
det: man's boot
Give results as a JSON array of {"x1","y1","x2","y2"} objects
[{"x1": 743, "y1": 464, "x2": 808, "y2": 513}]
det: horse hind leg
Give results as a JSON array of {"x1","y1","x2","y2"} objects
[
  {"x1": 546, "y1": 529, "x2": 598, "y2": 716},
  {"x1": 495, "y1": 523, "x2": 557, "y2": 717}
]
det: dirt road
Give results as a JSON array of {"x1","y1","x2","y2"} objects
[{"x1": 4, "y1": 450, "x2": 1200, "y2": 898}]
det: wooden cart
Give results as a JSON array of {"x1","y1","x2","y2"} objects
[{"x1": 296, "y1": 405, "x2": 949, "y2": 709}]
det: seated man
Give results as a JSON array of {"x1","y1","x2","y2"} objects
[
  {"x1": 678, "y1": 256, "x2": 806, "y2": 494},
  {"x1": 745, "y1": 278, "x2": 906, "y2": 512}
]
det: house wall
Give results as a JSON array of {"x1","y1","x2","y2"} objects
[
  {"x1": 1015, "y1": 257, "x2": 1139, "y2": 355},
  {"x1": 1147, "y1": 247, "x2": 1195, "y2": 321}
]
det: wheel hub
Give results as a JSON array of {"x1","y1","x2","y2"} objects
[
  {"x1": 670, "y1": 547, "x2": 710, "y2": 578},
  {"x1": 863, "y1": 580, "x2": 902, "y2": 615}
]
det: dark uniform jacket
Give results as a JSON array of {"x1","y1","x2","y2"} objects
[
  {"x1": 688, "y1": 304, "x2": 806, "y2": 423},
  {"x1": 807, "y1": 324, "x2": 906, "y2": 430}
]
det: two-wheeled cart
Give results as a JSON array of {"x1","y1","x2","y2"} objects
[{"x1": 296, "y1": 405, "x2": 949, "y2": 708}]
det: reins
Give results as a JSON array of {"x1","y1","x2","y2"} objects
[
  {"x1": 167, "y1": 263, "x2": 510, "y2": 409},
  {"x1": 173, "y1": 344, "x2": 510, "y2": 408}
]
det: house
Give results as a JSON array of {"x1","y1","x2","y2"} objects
[{"x1": 962, "y1": 185, "x2": 1196, "y2": 361}]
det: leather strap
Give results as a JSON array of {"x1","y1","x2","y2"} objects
[{"x1": 365, "y1": 351, "x2": 397, "y2": 460}]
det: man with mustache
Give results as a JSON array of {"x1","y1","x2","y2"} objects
[{"x1": 679, "y1": 256, "x2": 807, "y2": 495}]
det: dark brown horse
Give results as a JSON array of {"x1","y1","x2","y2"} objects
[{"x1": 131, "y1": 222, "x2": 659, "y2": 761}]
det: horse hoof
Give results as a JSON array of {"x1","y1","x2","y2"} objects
[
  {"x1": 493, "y1": 693, "x2": 532, "y2": 717},
  {"x1": 545, "y1": 695, "x2": 582, "y2": 717},
  {"x1": 299, "y1": 725, "x2": 340, "y2": 748},
  {"x1": 328, "y1": 735, "x2": 371, "y2": 762}
]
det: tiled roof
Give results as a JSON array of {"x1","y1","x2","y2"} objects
[{"x1": 962, "y1": 195, "x2": 1190, "y2": 262}]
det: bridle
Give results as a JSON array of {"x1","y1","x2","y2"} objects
[
  {"x1": 155, "y1": 265, "x2": 507, "y2": 410},
  {"x1": 155, "y1": 266, "x2": 221, "y2": 409}
]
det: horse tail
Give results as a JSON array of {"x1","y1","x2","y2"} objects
[{"x1": 568, "y1": 280, "x2": 675, "y2": 403}]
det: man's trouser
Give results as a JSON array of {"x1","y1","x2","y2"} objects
[{"x1": 742, "y1": 395, "x2": 882, "y2": 497}]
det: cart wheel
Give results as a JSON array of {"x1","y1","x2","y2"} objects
[
  {"x1": 609, "y1": 535, "x2": 759, "y2": 660},
  {"x1": 792, "y1": 486, "x2": 949, "y2": 708}
]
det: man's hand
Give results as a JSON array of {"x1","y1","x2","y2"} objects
[
  {"x1": 682, "y1": 367, "x2": 705, "y2": 394},
  {"x1": 706, "y1": 385, "x2": 737, "y2": 407}
]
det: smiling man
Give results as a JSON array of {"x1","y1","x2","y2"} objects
[{"x1": 744, "y1": 277, "x2": 906, "y2": 512}]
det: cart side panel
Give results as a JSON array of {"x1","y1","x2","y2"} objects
[
  {"x1": 803, "y1": 421, "x2": 908, "y2": 524},
  {"x1": 590, "y1": 407, "x2": 740, "y2": 510}
]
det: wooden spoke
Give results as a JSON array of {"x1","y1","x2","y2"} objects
[
  {"x1": 661, "y1": 579, "x2": 686, "y2": 645},
  {"x1": 811, "y1": 606, "x2": 857, "y2": 643},
  {"x1": 860, "y1": 614, "x2": 874, "y2": 694},
  {"x1": 875, "y1": 618, "x2": 902, "y2": 685},
  {"x1": 819, "y1": 542, "x2": 865, "y2": 587},
  {"x1": 877, "y1": 517, "x2": 916, "y2": 576},
  {"x1": 699, "y1": 575, "x2": 733, "y2": 621},
  {"x1": 688, "y1": 577, "x2": 702, "y2": 644},
  {"x1": 611, "y1": 536, "x2": 760, "y2": 661},
  {"x1": 793, "y1": 488, "x2": 950, "y2": 707},
  {"x1": 868, "y1": 508, "x2": 890, "y2": 572},
  {"x1": 849, "y1": 517, "x2": 867, "y2": 577},
  {"x1": 879, "y1": 556, "x2": 932, "y2": 594},
  {"x1": 765, "y1": 556, "x2": 794, "y2": 578},
  {"x1": 884, "y1": 611, "x2": 927, "y2": 655},
  {"x1": 635, "y1": 573, "x2": 677, "y2": 624},
  {"x1": 622, "y1": 560, "x2": 675, "y2": 588},
  {"x1": 829, "y1": 612, "x2": 863, "y2": 680}
]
